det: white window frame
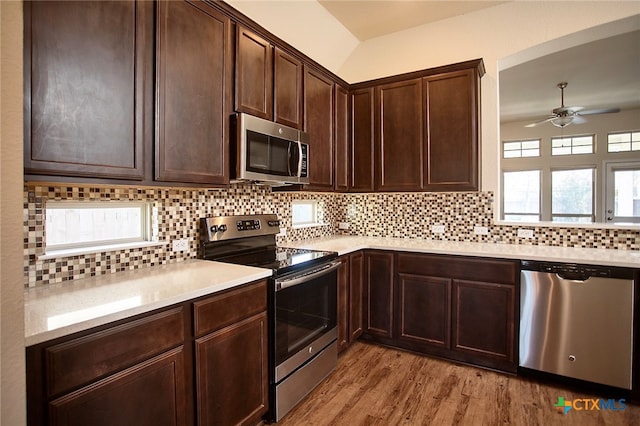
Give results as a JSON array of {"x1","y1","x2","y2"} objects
[
  {"x1": 291, "y1": 199, "x2": 319, "y2": 227},
  {"x1": 604, "y1": 161, "x2": 640, "y2": 224},
  {"x1": 550, "y1": 166, "x2": 596, "y2": 223},
  {"x1": 44, "y1": 201, "x2": 155, "y2": 257}
]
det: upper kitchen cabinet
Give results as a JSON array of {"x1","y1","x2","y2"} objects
[
  {"x1": 274, "y1": 47, "x2": 304, "y2": 129},
  {"x1": 155, "y1": 0, "x2": 232, "y2": 184},
  {"x1": 24, "y1": 0, "x2": 152, "y2": 180},
  {"x1": 350, "y1": 88, "x2": 375, "y2": 192},
  {"x1": 334, "y1": 84, "x2": 349, "y2": 192},
  {"x1": 235, "y1": 26, "x2": 273, "y2": 120},
  {"x1": 235, "y1": 28, "x2": 304, "y2": 130},
  {"x1": 423, "y1": 67, "x2": 482, "y2": 191},
  {"x1": 304, "y1": 66, "x2": 335, "y2": 191},
  {"x1": 375, "y1": 79, "x2": 424, "y2": 191}
]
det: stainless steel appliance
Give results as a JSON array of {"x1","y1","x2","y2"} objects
[
  {"x1": 233, "y1": 113, "x2": 309, "y2": 185},
  {"x1": 200, "y1": 214, "x2": 338, "y2": 421},
  {"x1": 519, "y1": 260, "x2": 635, "y2": 389}
]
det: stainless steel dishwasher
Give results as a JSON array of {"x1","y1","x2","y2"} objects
[{"x1": 519, "y1": 260, "x2": 635, "y2": 389}]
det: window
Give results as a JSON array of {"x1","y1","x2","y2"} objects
[
  {"x1": 291, "y1": 200, "x2": 318, "y2": 226},
  {"x1": 551, "y1": 168, "x2": 594, "y2": 223},
  {"x1": 551, "y1": 135, "x2": 594, "y2": 155},
  {"x1": 45, "y1": 202, "x2": 151, "y2": 252},
  {"x1": 608, "y1": 131, "x2": 640, "y2": 152},
  {"x1": 502, "y1": 170, "x2": 540, "y2": 221},
  {"x1": 605, "y1": 162, "x2": 640, "y2": 224},
  {"x1": 503, "y1": 140, "x2": 540, "y2": 158}
]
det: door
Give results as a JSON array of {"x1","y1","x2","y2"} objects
[
  {"x1": 349, "y1": 251, "x2": 364, "y2": 341},
  {"x1": 363, "y1": 251, "x2": 394, "y2": 338},
  {"x1": 236, "y1": 26, "x2": 273, "y2": 120},
  {"x1": 25, "y1": 0, "x2": 150, "y2": 180},
  {"x1": 350, "y1": 88, "x2": 375, "y2": 192},
  {"x1": 274, "y1": 47, "x2": 303, "y2": 129},
  {"x1": 155, "y1": 0, "x2": 232, "y2": 184},
  {"x1": 605, "y1": 161, "x2": 640, "y2": 224},
  {"x1": 423, "y1": 69, "x2": 479, "y2": 191},
  {"x1": 376, "y1": 79, "x2": 423, "y2": 191},
  {"x1": 303, "y1": 66, "x2": 334, "y2": 190},
  {"x1": 335, "y1": 85, "x2": 349, "y2": 191}
]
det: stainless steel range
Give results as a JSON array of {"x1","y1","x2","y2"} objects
[{"x1": 200, "y1": 214, "x2": 339, "y2": 422}]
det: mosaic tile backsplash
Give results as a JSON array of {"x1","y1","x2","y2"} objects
[{"x1": 24, "y1": 184, "x2": 640, "y2": 287}]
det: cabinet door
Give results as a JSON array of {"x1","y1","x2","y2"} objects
[
  {"x1": 304, "y1": 66, "x2": 334, "y2": 190},
  {"x1": 195, "y1": 313, "x2": 268, "y2": 426},
  {"x1": 397, "y1": 273, "x2": 451, "y2": 350},
  {"x1": 337, "y1": 256, "x2": 350, "y2": 353},
  {"x1": 334, "y1": 85, "x2": 349, "y2": 192},
  {"x1": 350, "y1": 88, "x2": 375, "y2": 192},
  {"x1": 236, "y1": 26, "x2": 273, "y2": 120},
  {"x1": 452, "y1": 279, "x2": 515, "y2": 370},
  {"x1": 363, "y1": 251, "x2": 394, "y2": 338},
  {"x1": 423, "y1": 69, "x2": 479, "y2": 191},
  {"x1": 349, "y1": 251, "x2": 364, "y2": 341},
  {"x1": 274, "y1": 47, "x2": 303, "y2": 128},
  {"x1": 25, "y1": 0, "x2": 150, "y2": 180},
  {"x1": 49, "y1": 347, "x2": 187, "y2": 426},
  {"x1": 375, "y1": 79, "x2": 423, "y2": 191},
  {"x1": 155, "y1": 0, "x2": 231, "y2": 184}
]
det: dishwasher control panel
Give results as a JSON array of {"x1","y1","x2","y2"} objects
[{"x1": 520, "y1": 260, "x2": 634, "y2": 280}]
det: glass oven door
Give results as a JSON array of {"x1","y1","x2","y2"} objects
[{"x1": 274, "y1": 260, "x2": 339, "y2": 382}]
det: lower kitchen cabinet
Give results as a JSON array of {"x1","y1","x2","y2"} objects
[
  {"x1": 337, "y1": 252, "x2": 364, "y2": 353},
  {"x1": 363, "y1": 251, "x2": 395, "y2": 340},
  {"x1": 193, "y1": 280, "x2": 268, "y2": 426},
  {"x1": 26, "y1": 279, "x2": 269, "y2": 426},
  {"x1": 362, "y1": 251, "x2": 519, "y2": 373}
]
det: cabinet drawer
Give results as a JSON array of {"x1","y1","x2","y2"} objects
[
  {"x1": 397, "y1": 253, "x2": 518, "y2": 285},
  {"x1": 45, "y1": 307, "x2": 184, "y2": 397},
  {"x1": 193, "y1": 280, "x2": 267, "y2": 337}
]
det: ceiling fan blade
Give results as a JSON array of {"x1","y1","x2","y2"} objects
[
  {"x1": 525, "y1": 116, "x2": 556, "y2": 128},
  {"x1": 577, "y1": 107, "x2": 620, "y2": 116},
  {"x1": 572, "y1": 116, "x2": 587, "y2": 125}
]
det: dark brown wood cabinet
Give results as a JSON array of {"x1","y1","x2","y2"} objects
[
  {"x1": 155, "y1": 0, "x2": 232, "y2": 184},
  {"x1": 304, "y1": 66, "x2": 335, "y2": 190},
  {"x1": 334, "y1": 85, "x2": 349, "y2": 191},
  {"x1": 337, "y1": 252, "x2": 364, "y2": 354},
  {"x1": 26, "y1": 307, "x2": 190, "y2": 426},
  {"x1": 24, "y1": 0, "x2": 151, "y2": 180},
  {"x1": 235, "y1": 25, "x2": 273, "y2": 120},
  {"x1": 274, "y1": 47, "x2": 304, "y2": 129},
  {"x1": 26, "y1": 280, "x2": 269, "y2": 426},
  {"x1": 423, "y1": 68, "x2": 481, "y2": 191},
  {"x1": 396, "y1": 252, "x2": 518, "y2": 372},
  {"x1": 350, "y1": 88, "x2": 375, "y2": 192},
  {"x1": 193, "y1": 280, "x2": 269, "y2": 426},
  {"x1": 375, "y1": 79, "x2": 424, "y2": 191},
  {"x1": 349, "y1": 59, "x2": 484, "y2": 193},
  {"x1": 363, "y1": 251, "x2": 395, "y2": 339}
]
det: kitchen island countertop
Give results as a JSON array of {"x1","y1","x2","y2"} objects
[
  {"x1": 281, "y1": 236, "x2": 640, "y2": 268},
  {"x1": 24, "y1": 259, "x2": 272, "y2": 346}
]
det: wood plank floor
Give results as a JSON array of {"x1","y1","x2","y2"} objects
[{"x1": 279, "y1": 341, "x2": 640, "y2": 426}]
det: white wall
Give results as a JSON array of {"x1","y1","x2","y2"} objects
[{"x1": 0, "y1": 1, "x2": 26, "y2": 425}]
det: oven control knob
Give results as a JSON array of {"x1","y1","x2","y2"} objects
[
  {"x1": 218, "y1": 224, "x2": 227, "y2": 232},
  {"x1": 210, "y1": 225, "x2": 218, "y2": 233},
  {"x1": 268, "y1": 220, "x2": 280, "y2": 227}
]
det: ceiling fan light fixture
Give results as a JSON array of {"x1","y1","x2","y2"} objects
[{"x1": 551, "y1": 115, "x2": 574, "y2": 127}]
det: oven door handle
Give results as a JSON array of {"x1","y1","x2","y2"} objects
[{"x1": 275, "y1": 260, "x2": 341, "y2": 291}]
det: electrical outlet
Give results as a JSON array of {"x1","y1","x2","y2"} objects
[
  {"x1": 517, "y1": 229, "x2": 534, "y2": 238},
  {"x1": 278, "y1": 227, "x2": 287, "y2": 237},
  {"x1": 338, "y1": 222, "x2": 350, "y2": 230},
  {"x1": 431, "y1": 225, "x2": 445, "y2": 234},
  {"x1": 172, "y1": 238, "x2": 189, "y2": 252},
  {"x1": 473, "y1": 226, "x2": 489, "y2": 235}
]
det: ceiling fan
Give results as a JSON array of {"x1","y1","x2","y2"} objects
[{"x1": 525, "y1": 82, "x2": 620, "y2": 128}]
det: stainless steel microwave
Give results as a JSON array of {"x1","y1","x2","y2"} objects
[{"x1": 234, "y1": 113, "x2": 309, "y2": 185}]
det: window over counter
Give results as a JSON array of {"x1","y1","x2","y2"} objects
[
  {"x1": 44, "y1": 201, "x2": 157, "y2": 256},
  {"x1": 291, "y1": 200, "x2": 319, "y2": 227},
  {"x1": 500, "y1": 129, "x2": 640, "y2": 224}
]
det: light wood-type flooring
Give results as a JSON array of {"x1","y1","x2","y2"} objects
[{"x1": 279, "y1": 341, "x2": 639, "y2": 426}]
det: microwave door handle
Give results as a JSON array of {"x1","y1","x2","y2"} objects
[{"x1": 296, "y1": 141, "x2": 303, "y2": 178}]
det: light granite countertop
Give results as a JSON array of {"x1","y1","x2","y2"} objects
[
  {"x1": 282, "y1": 236, "x2": 640, "y2": 269},
  {"x1": 24, "y1": 259, "x2": 272, "y2": 346}
]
